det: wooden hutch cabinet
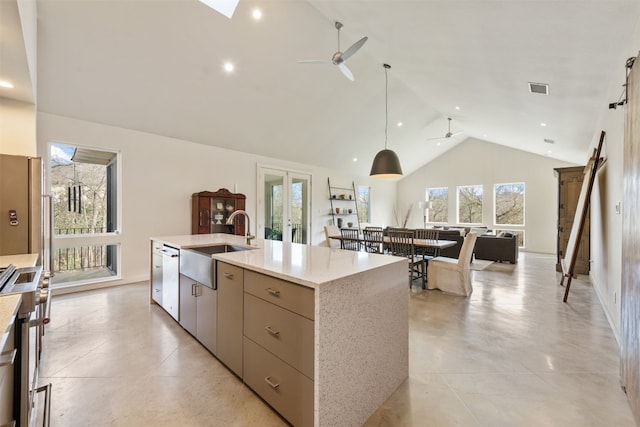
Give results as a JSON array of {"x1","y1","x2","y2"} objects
[
  {"x1": 554, "y1": 166, "x2": 590, "y2": 275},
  {"x1": 192, "y1": 189, "x2": 246, "y2": 236}
]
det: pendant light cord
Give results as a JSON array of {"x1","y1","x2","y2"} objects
[{"x1": 384, "y1": 64, "x2": 389, "y2": 150}]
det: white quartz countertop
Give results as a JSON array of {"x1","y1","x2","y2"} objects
[
  {"x1": 151, "y1": 234, "x2": 406, "y2": 288},
  {"x1": 0, "y1": 254, "x2": 39, "y2": 268}
]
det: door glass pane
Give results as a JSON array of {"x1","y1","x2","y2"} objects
[
  {"x1": 291, "y1": 177, "x2": 308, "y2": 244},
  {"x1": 264, "y1": 173, "x2": 284, "y2": 241}
]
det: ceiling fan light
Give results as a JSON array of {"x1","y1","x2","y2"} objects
[{"x1": 370, "y1": 149, "x2": 403, "y2": 178}]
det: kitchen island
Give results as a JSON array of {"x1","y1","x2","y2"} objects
[{"x1": 150, "y1": 234, "x2": 408, "y2": 427}]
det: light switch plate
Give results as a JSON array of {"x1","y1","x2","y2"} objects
[{"x1": 615, "y1": 201, "x2": 621, "y2": 214}]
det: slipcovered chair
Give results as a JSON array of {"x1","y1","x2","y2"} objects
[
  {"x1": 324, "y1": 225, "x2": 341, "y2": 248},
  {"x1": 427, "y1": 232, "x2": 478, "y2": 296}
]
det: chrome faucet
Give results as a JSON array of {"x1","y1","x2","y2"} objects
[{"x1": 226, "y1": 210, "x2": 255, "y2": 245}]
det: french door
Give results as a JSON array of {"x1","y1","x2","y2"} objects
[{"x1": 258, "y1": 166, "x2": 311, "y2": 244}]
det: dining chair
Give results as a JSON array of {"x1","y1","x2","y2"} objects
[
  {"x1": 415, "y1": 228, "x2": 440, "y2": 257},
  {"x1": 324, "y1": 225, "x2": 341, "y2": 248},
  {"x1": 427, "y1": 232, "x2": 478, "y2": 296},
  {"x1": 340, "y1": 228, "x2": 360, "y2": 251},
  {"x1": 362, "y1": 227, "x2": 384, "y2": 253},
  {"x1": 387, "y1": 229, "x2": 426, "y2": 288}
]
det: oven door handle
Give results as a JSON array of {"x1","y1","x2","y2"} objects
[
  {"x1": 35, "y1": 383, "x2": 52, "y2": 427},
  {"x1": 28, "y1": 288, "x2": 52, "y2": 327}
]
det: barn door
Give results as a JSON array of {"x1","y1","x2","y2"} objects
[{"x1": 621, "y1": 57, "x2": 640, "y2": 425}]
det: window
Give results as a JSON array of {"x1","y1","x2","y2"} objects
[
  {"x1": 357, "y1": 185, "x2": 370, "y2": 223},
  {"x1": 49, "y1": 143, "x2": 120, "y2": 286},
  {"x1": 50, "y1": 144, "x2": 118, "y2": 235},
  {"x1": 426, "y1": 187, "x2": 448, "y2": 223},
  {"x1": 494, "y1": 183, "x2": 525, "y2": 226},
  {"x1": 457, "y1": 185, "x2": 483, "y2": 224}
]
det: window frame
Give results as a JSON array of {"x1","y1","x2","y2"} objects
[
  {"x1": 426, "y1": 187, "x2": 449, "y2": 224},
  {"x1": 48, "y1": 141, "x2": 122, "y2": 287}
]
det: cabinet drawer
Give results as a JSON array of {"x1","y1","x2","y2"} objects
[
  {"x1": 243, "y1": 337, "x2": 313, "y2": 427},
  {"x1": 244, "y1": 293, "x2": 314, "y2": 379},
  {"x1": 244, "y1": 270, "x2": 314, "y2": 320}
]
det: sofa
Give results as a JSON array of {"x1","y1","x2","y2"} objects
[{"x1": 474, "y1": 233, "x2": 519, "y2": 263}]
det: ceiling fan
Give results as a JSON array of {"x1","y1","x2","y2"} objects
[
  {"x1": 426, "y1": 117, "x2": 464, "y2": 141},
  {"x1": 298, "y1": 21, "x2": 368, "y2": 81}
]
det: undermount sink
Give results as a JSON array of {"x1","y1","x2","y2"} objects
[{"x1": 189, "y1": 244, "x2": 255, "y2": 256}]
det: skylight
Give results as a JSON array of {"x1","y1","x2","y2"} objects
[{"x1": 199, "y1": 0, "x2": 239, "y2": 19}]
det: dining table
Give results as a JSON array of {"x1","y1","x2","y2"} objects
[{"x1": 334, "y1": 232, "x2": 456, "y2": 257}]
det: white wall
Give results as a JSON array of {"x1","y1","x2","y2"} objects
[
  {"x1": 589, "y1": 16, "x2": 640, "y2": 340},
  {"x1": 0, "y1": 98, "x2": 36, "y2": 155},
  {"x1": 36, "y1": 113, "x2": 396, "y2": 285},
  {"x1": 396, "y1": 138, "x2": 575, "y2": 254}
]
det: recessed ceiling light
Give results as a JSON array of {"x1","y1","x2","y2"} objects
[
  {"x1": 455, "y1": 106, "x2": 461, "y2": 110},
  {"x1": 223, "y1": 62, "x2": 235, "y2": 73},
  {"x1": 352, "y1": 157, "x2": 358, "y2": 162},
  {"x1": 252, "y1": 8, "x2": 262, "y2": 20},
  {"x1": 482, "y1": 134, "x2": 488, "y2": 138},
  {"x1": 0, "y1": 81, "x2": 14, "y2": 89},
  {"x1": 436, "y1": 142, "x2": 441, "y2": 147},
  {"x1": 397, "y1": 122, "x2": 403, "y2": 127},
  {"x1": 540, "y1": 122, "x2": 547, "y2": 127}
]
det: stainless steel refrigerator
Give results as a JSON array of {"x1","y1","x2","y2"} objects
[{"x1": 0, "y1": 154, "x2": 44, "y2": 261}]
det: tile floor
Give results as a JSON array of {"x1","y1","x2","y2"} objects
[{"x1": 38, "y1": 252, "x2": 635, "y2": 426}]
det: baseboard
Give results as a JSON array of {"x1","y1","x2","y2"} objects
[
  {"x1": 51, "y1": 274, "x2": 148, "y2": 296},
  {"x1": 590, "y1": 274, "x2": 621, "y2": 347}
]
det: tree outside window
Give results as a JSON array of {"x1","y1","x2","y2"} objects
[
  {"x1": 357, "y1": 185, "x2": 370, "y2": 223},
  {"x1": 427, "y1": 187, "x2": 448, "y2": 223},
  {"x1": 457, "y1": 185, "x2": 483, "y2": 224},
  {"x1": 494, "y1": 183, "x2": 525, "y2": 225}
]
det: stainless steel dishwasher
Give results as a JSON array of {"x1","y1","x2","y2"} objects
[{"x1": 160, "y1": 245, "x2": 180, "y2": 320}]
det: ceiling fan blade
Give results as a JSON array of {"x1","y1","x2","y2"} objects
[
  {"x1": 449, "y1": 130, "x2": 464, "y2": 137},
  {"x1": 337, "y1": 62, "x2": 354, "y2": 81},
  {"x1": 425, "y1": 136, "x2": 446, "y2": 141},
  {"x1": 342, "y1": 36, "x2": 368, "y2": 61},
  {"x1": 297, "y1": 60, "x2": 330, "y2": 64}
]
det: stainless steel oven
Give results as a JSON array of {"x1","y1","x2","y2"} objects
[{"x1": 0, "y1": 264, "x2": 52, "y2": 427}]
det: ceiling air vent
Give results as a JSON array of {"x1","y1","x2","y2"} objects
[
  {"x1": 544, "y1": 138, "x2": 555, "y2": 144},
  {"x1": 529, "y1": 82, "x2": 549, "y2": 95}
]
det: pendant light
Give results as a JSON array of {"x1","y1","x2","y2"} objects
[{"x1": 370, "y1": 63, "x2": 403, "y2": 178}]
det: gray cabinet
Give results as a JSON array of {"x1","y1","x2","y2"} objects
[
  {"x1": 197, "y1": 284, "x2": 216, "y2": 353},
  {"x1": 216, "y1": 261, "x2": 244, "y2": 376},
  {"x1": 179, "y1": 274, "x2": 217, "y2": 354},
  {"x1": 242, "y1": 270, "x2": 315, "y2": 427}
]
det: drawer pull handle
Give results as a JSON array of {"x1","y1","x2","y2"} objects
[
  {"x1": 266, "y1": 288, "x2": 280, "y2": 297},
  {"x1": 265, "y1": 326, "x2": 280, "y2": 337},
  {"x1": 224, "y1": 273, "x2": 234, "y2": 280},
  {"x1": 264, "y1": 376, "x2": 280, "y2": 390}
]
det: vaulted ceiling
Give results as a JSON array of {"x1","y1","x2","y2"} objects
[{"x1": 3, "y1": 1, "x2": 640, "y2": 176}]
